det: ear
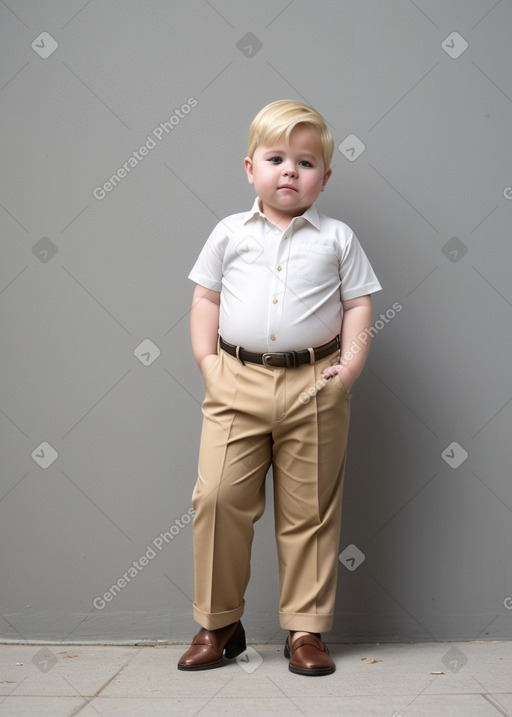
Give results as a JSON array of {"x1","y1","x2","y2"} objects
[
  {"x1": 244, "y1": 156, "x2": 254, "y2": 185},
  {"x1": 320, "y1": 168, "x2": 332, "y2": 192}
]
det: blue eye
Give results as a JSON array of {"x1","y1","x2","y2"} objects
[
  {"x1": 269, "y1": 156, "x2": 282, "y2": 163},
  {"x1": 299, "y1": 160, "x2": 312, "y2": 167}
]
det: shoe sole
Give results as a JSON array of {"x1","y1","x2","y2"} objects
[
  {"x1": 288, "y1": 663, "x2": 336, "y2": 676},
  {"x1": 177, "y1": 659, "x2": 224, "y2": 671}
]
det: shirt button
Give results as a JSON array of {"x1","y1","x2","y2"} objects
[
  {"x1": 270, "y1": 334, "x2": 276, "y2": 341},
  {"x1": 277, "y1": 265, "x2": 282, "y2": 271},
  {"x1": 272, "y1": 298, "x2": 278, "y2": 304}
]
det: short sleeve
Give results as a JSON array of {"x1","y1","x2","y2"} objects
[
  {"x1": 188, "y1": 222, "x2": 228, "y2": 291},
  {"x1": 339, "y1": 230, "x2": 382, "y2": 300}
]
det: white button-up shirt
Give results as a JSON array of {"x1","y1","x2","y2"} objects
[{"x1": 189, "y1": 198, "x2": 382, "y2": 352}]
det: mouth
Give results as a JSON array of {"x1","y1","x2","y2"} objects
[{"x1": 278, "y1": 184, "x2": 298, "y2": 191}]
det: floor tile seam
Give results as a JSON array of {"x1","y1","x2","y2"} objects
[
  {"x1": 2, "y1": 691, "x2": 512, "y2": 696},
  {"x1": 1, "y1": 692, "x2": 512, "y2": 701},
  {"x1": 1, "y1": 641, "x2": 511, "y2": 648},
  {"x1": 480, "y1": 692, "x2": 512, "y2": 716},
  {"x1": 66, "y1": 645, "x2": 145, "y2": 716}
]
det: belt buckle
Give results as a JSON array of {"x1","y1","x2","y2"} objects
[
  {"x1": 262, "y1": 351, "x2": 296, "y2": 367},
  {"x1": 262, "y1": 352, "x2": 276, "y2": 367},
  {"x1": 262, "y1": 352, "x2": 288, "y2": 367}
]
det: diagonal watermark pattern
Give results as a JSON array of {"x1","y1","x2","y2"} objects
[{"x1": 0, "y1": 0, "x2": 511, "y2": 654}]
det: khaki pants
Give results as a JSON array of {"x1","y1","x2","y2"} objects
[{"x1": 191, "y1": 345, "x2": 350, "y2": 633}]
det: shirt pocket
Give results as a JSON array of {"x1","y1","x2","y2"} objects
[{"x1": 291, "y1": 242, "x2": 339, "y2": 286}]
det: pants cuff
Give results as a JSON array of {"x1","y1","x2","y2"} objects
[
  {"x1": 279, "y1": 611, "x2": 334, "y2": 633},
  {"x1": 193, "y1": 600, "x2": 245, "y2": 630}
]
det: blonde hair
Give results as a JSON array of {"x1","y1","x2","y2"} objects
[{"x1": 247, "y1": 100, "x2": 334, "y2": 171}]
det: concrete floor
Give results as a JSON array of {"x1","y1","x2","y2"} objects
[{"x1": 0, "y1": 641, "x2": 511, "y2": 716}]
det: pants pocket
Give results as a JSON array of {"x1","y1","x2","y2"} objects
[{"x1": 204, "y1": 351, "x2": 222, "y2": 388}]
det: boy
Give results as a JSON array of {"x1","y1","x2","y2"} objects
[{"x1": 178, "y1": 100, "x2": 381, "y2": 676}]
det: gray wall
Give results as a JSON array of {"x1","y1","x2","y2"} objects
[{"x1": 1, "y1": 0, "x2": 511, "y2": 645}]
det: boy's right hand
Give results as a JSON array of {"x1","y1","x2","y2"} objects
[{"x1": 199, "y1": 353, "x2": 219, "y2": 384}]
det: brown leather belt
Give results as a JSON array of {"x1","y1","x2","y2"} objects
[{"x1": 219, "y1": 335, "x2": 340, "y2": 368}]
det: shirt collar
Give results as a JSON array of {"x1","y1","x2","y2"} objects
[{"x1": 242, "y1": 196, "x2": 321, "y2": 231}]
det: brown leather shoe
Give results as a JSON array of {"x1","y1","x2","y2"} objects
[
  {"x1": 177, "y1": 621, "x2": 246, "y2": 671},
  {"x1": 284, "y1": 632, "x2": 335, "y2": 676}
]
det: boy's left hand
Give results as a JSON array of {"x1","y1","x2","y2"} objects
[{"x1": 321, "y1": 364, "x2": 354, "y2": 393}]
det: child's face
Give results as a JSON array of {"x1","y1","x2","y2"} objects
[{"x1": 244, "y1": 125, "x2": 332, "y2": 227}]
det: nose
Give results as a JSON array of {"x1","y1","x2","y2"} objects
[{"x1": 281, "y1": 160, "x2": 297, "y2": 177}]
